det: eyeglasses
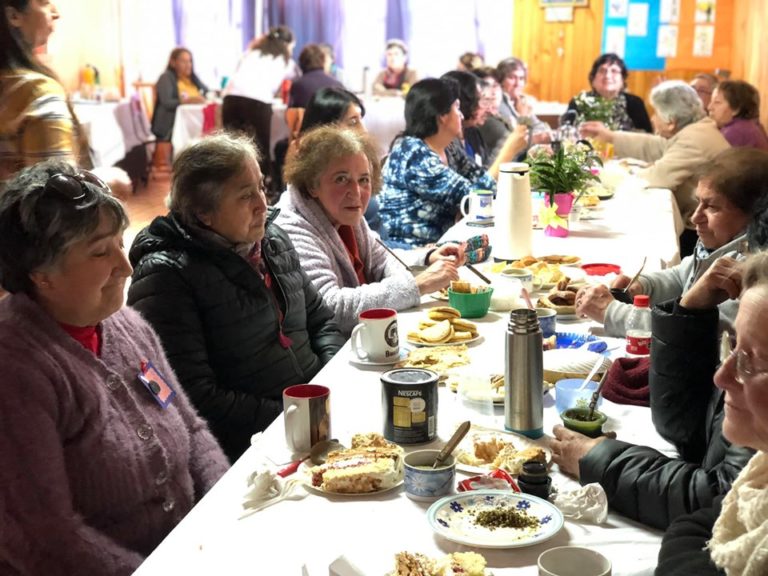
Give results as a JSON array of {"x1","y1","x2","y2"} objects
[
  {"x1": 720, "y1": 331, "x2": 768, "y2": 385},
  {"x1": 43, "y1": 170, "x2": 109, "y2": 204}
]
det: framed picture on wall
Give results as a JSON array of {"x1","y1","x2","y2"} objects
[{"x1": 539, "y1": 0, "x2": 588, "y2": 6}]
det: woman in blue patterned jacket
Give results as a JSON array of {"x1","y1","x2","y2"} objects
[{"x1": 378, "y1": 78, "x2": 521, "y2": 247}]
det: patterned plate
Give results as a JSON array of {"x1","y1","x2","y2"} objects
[{"x1": 427, "y1": 490, "x2": 563, "y2": 549}]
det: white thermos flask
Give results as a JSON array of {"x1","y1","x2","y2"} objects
[{"x1": 494, "y1": 162, "x2": 532, "y2": 261}]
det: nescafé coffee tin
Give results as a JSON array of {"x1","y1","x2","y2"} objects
[{"x1": 381, "y1": 368, "x2": 438, "y2": 444}]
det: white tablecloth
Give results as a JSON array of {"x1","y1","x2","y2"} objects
[
  {"x1": 442, "y1": 180, "x2": 682, "y2": 274},
  {"x1": 73, "y1": 100, "x2": 136, "y2": 167},
  {"x1": 133, "y1": 182, "x2": 683, "y2": 576}
]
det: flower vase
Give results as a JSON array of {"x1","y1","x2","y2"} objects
[{"x1": 544, "y1": 193, "x2": 574, "y2": 237}]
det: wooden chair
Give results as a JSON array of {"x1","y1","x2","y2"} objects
[{"x1": 132, "y1": 81, "x2": 171, "y2": 180}]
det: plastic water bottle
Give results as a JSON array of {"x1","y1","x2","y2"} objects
[{"x1": 625, "y1": 295, "x2": 651, "y2": 357}]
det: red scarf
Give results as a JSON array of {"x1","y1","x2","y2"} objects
[
  {"x1": 248, "y1": 243, "x2": 293, "y2": 349},
  {"x1": 59, "y1": 322, "x2": 101, "y2": 356},
  {"x1": 338, "y1": 225, "x2": 366, "y2": 284}
]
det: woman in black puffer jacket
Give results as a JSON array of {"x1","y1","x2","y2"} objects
[
  {"x1": 128, "y1": 133, "x2": 344, "y2": 462},
  {"x1": 549, "y1": 284, "x2": 755, "y2": 530}
]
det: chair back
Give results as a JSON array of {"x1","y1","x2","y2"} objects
[{"x1": 133, "y1": 81, "x2": 156, "y2": 124}]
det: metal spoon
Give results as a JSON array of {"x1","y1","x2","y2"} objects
[
  {"x1": 623, "y1": 256, "x2": 647, "y2": 296},
  {"x1": 433, "y1": 421, "x2": 471, "y2": 469},
  {"x1": 587, "y1": 370, "x2": 610, "y2": 420}
]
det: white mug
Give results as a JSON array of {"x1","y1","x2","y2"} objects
[
  {"x1": 501, "y1": 267, "x2": 542, "y2": 293},
  {"x1": 350, "y1": 308, "x2": 399, "y2": 362},
  {"x1": 460, "y1": 189, "x2": 494, "y2": 221},
  {"x1": 538, "y1": 546, "x2": 611, "y2": 576},
  {"x1": 283, "y1": 384, "x2": 331, "y2": 456}
]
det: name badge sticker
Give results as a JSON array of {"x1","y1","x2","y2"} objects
[{"x1": 138, "y1": 360, "x2": 176, "y2": 409}]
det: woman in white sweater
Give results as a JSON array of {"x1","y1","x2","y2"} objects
[{"x1": 277, "y1": 125, "x2": 463, "y2": 335}]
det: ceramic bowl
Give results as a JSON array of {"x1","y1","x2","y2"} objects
[
  {"x1": 560, "y1": 407, "x2": 608, "y2": 438},
  {"x1": 538, "y1": 546, "x2": 612, "y2": 576},
  {"x1": 404, "y1": 449, "x2": 456, "y2": 501},
  {"x1": 448, "y1": 288, "x2": 493, "y2": 319}
]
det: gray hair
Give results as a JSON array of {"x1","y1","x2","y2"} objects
[
  {"x1": 0, "y1": 160, "x2": 128, "y2": 295},
  {"x1": 169, "y1": 132, "x2": 261, "y2": 227},
  {"x1": 650, "y1": 80, "x2": 705, "y2": 130}
]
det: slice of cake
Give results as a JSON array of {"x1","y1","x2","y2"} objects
[{"x1": 310, "y1": 434, "x2": 404, "y2": 494}]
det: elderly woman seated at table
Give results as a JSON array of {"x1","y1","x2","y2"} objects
[
  {"x1": 372, "y1": 39, "x2": 418, "y2": 97},
  {"x1": 581, "y1": 80, "x2": 730, "y2": 258},
  {"x1": 566, "y1": 53, "x2": 652, "y2": 132},
  {"x1": 656, "y1": 251, "x2": 768, "y2": 576},
  {"x1": 441, "y1": 70, "x2": 528, "y2": 176},
  {"x1": 576, "y1": 148, "x2": 768, "y2": 336},
  {"x1": 378, "y1": 78, "x2": 524, "y2": 247},
  {"x1": 128, "y1": 133, "x2": 344, "y2": 462},
  {"x1": 0, "y1": 162, "x2": 228, "y2": 574},
  {"x1": 277, "y1": 125, "x2": 463, "y2": 335},
  {"x1": 151, "y1": 47, "x2": 208, "y2": 141},
  {"x1": 707, "y1": 79, "x2": 768, "y2": 150}
]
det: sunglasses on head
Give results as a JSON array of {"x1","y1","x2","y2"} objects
[{"x1": 43, "y1": 170, "x2": 109, "y2": 203}]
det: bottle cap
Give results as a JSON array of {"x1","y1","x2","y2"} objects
[{"x1": 633, "y1": 295, "x2": 650, "y2": 307}]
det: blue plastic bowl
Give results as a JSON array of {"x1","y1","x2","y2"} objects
[{"x1": 555, "y1": 378, "x2": 604, "y2": 415}]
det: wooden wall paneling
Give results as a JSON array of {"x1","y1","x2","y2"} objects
[
  {"x1": 512, "y1": 0, "x2": 604, "y2": 104},
  {"x1": 731, "y1": 0, "x2": 768, "y2": 127}
]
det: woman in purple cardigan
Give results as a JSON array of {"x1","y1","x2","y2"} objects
[
  {"x1": 708, "y1": 79, "x2": 768, "y2": 150},
  {"x1": 0, "y1": 161, "x2": 229, "y2": 575}
]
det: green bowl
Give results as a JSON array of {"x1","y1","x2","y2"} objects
[
  {"x1": 560, "y1": 407, "x2": 608, "y2": 438},
  {"x1": 448, "y1": 287, "x2": 493, "y2": 319}
]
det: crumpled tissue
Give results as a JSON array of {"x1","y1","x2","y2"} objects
[
  {"x1": 239, "y1": 464, "x2": 307, "y2": 519},
  {"x1": 552, "y1": 482, "x2": 608, "y2": 524},
  {"x1": 329, "y1": 555, "x2": 367, "y2": 576}
]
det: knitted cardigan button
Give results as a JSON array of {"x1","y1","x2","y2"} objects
[
  {"x1": 155, "y1": 471, "x2": 169, "y2": 486},
  {"x1": 162, "y1": 498, "x2": 175, "y2": 512},
  {"x1": 106, "y1": 374, "x2": 122, "y2": 390},
  {"x1": 137, "y1": 423, "x2": 154, "y2": 441}
]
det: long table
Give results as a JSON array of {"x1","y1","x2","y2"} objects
[{"x1": 133, "y1": 180, "x2": 682, "y2": 575}]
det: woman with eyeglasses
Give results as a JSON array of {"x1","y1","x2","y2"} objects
[
  {"x1": 0, "y1": 161, "x2": 228, "y2": 573},
  {"x1": 128, "y1": 133, "x2": 345, "y2": 462},
  {"x1": 566, "y1": 53, "x2": 652, "y2": 133},
  {"x1": 657, "y1": 251, "x2": 768, "y2": 575}
]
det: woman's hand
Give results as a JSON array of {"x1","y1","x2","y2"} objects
[
  {"x1": 549, "y1": 425, "x2": 611, "y2": 479},
  {"x1": 575, "y1": 284, "x2": 615, "y2": 323},
  {"x1": 610, "y1": 273, "x2": 644, "y2": 297},
  {"x1": 680, "y1": 257, "x2": 742, "y2": 310},
  {"x1": 579, "y1": 121, "x2": 614, "y2": 143},
  {"x1": 427, "y1": 243, "x2": 466, "y2": 266},
  {"x1": 415, "y1": 259, "x2": 460, "y2": 295}
]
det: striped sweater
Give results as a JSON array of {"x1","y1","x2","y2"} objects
[{"x1": 0, "y1": 68, "x2": 84, "y2": 181}]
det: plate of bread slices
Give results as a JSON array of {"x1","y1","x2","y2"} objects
[{"x1": 406, "y1": 307, "x2": 482, "y2": 346}]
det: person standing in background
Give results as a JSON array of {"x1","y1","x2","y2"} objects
[
  {"x1": 223, "y1": 25, "x2": 296, "y2": 188},
  {"x1": 0, "y1": 0, "x2": 88, "y2": 181}
]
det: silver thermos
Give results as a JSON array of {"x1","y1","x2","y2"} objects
[{"x1": 504, "y1": 308, "x2": 544, "y2": 438}]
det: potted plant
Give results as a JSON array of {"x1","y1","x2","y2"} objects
[{"x1": 527, "y1": 143, "x2": 602, "y2": 237}]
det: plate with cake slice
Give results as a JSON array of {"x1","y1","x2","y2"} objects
[{"x1": 302, "y1": 432, "x2": 405, "y2": 496}]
